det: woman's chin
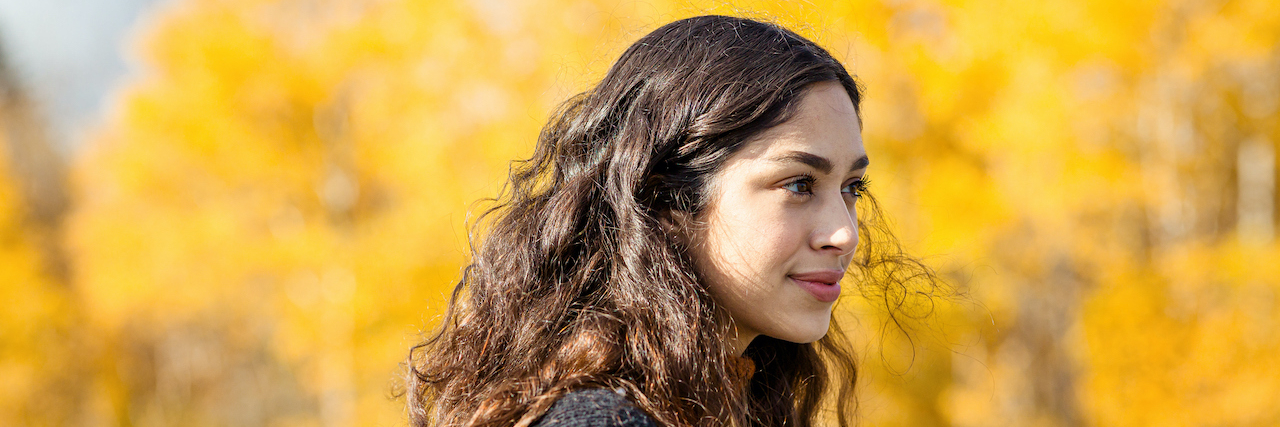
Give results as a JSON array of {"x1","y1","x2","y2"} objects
[{"x1": 767, "y1": 319, "x2": 832, "y2": 344}]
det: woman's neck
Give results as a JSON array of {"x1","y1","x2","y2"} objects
[{"x1": 726, "y1": 325, "x2": 759, "y2": 357}]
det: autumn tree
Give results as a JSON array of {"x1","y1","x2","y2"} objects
[{"x1": 10, "y1": 0, "x2": 1274, "y2": 426}]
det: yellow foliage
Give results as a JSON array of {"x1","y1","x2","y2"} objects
[{"x1": 0, "y1": 0, "x2": 1272, "y2": 425}]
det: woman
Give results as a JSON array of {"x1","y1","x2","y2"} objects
[{"x1": 408, "y1": 15, "x2": 934, "y2": 427}]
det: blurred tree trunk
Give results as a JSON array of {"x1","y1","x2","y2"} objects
[
  {"x1": 0, "y1": 39, "x2": 88, "y2": 426},
  {"x1": 0, "y1": 41, "x2": 68, "y2": 282}
]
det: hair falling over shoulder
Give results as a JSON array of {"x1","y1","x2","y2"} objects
[{"x1": 405, "y1": 15, "x2": 942, "y2": 427}]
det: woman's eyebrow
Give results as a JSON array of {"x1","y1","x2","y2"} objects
[{"x1": 771, "y1": 151, "x2": 870, "y2": 174}]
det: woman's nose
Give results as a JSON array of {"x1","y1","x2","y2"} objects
[{"x1": 812, "y1": 198, "x2": 858, "y2": 256}]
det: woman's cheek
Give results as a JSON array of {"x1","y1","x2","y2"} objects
[{"x1": 741, "y1": 207, "x2": 803, "y2": 275}]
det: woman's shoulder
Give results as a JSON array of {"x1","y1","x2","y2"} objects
[{"x1": 531, "y1": 388, "x2": 658, "y2": 427}]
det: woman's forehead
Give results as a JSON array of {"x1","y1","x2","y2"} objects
[{"x1": 729, "y1": 83, "x2": 866, "y2": 168}]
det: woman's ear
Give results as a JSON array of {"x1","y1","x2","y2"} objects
[
  {"x1": 658, "y1": 212, "x2": 677, "y2": 233},
  {"x1": 659, "y1": 209, "x2": 695, "y2": 242}
]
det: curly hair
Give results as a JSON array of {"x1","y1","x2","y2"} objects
[{"x1": 406, "y1": 15, "x2": 939, "y2": 427}]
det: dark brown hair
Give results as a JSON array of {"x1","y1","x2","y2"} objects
[{"x1": 407, "y1": 15, "x2": 936, "y2": 427}]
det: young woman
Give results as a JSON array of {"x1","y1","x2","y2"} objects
[{"x1": 408, "y1": 15, "x2": 934, "y2": 427}]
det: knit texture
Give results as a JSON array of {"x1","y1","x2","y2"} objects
[
  {"x1": 531, "y1": 357, "x2": 756, "y2": 426},
  {"x1": 727, "y1": 355, "x2": 757, "y2": 386},
  {"x1": 531, "y1": 389, "x2": 657, "y2": 427}
]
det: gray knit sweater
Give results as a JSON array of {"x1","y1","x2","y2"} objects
[{"x1": 530, "y1": 389, "x2": 658, "y2": 427}]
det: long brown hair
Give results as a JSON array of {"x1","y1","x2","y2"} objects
[{"x1": 407, "y1": 15, "x2": 937, "y2": 427}]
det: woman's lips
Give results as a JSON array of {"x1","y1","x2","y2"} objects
[{"x1": 789, "y1": 270, "x2": 844, "y2": 303}]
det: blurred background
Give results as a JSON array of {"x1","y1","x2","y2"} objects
[{"x1": 1, "y1": 0, "x2": 1277, "y2": 426}]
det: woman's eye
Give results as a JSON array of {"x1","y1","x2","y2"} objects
[
  {"x1": 843, "y1": 179, "x2": 869, "y2": 199},
  {"x1": 783, "y1": 178, "x2": 814, "y2": 195}
]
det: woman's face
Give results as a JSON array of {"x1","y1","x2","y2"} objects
[{"x1": 690, "y1": 81, "x2": 868, "y2": 355}]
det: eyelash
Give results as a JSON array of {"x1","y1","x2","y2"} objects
[{"x1": 783, "y1": 174, "x2": 870, "y2": 199}]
